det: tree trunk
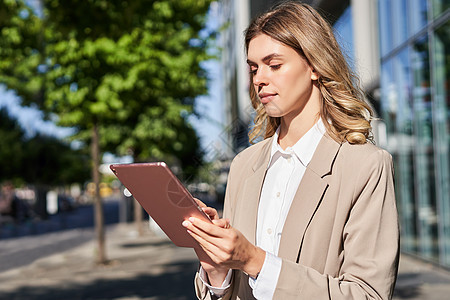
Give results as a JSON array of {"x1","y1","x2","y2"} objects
[
  {"x1": 34, "y1": 185, "x2": 49, "y2": 220},
  {"x1": 92, "y1": 123, "x2": 106, "y2": 264}
]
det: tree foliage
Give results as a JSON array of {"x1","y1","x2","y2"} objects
[
  {"x1": 0, "y1": 107, "x2": 26, "y2": 182},
  {"x1": 0, "y1": 107, "x2": 90, "y2": 185},
  {"x1": 1, "y1": 0, "x2": 213, "y2": 174},
  {"x1": 42, "y1": 0, "x2": 212, "y2": 175},
  {"x1": 0, "y1": 0, "x2": 44, "y2": 106}
]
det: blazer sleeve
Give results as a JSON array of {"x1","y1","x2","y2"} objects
[{"x1": 273, "y1": 149, "x2": 400, "y2": 300}]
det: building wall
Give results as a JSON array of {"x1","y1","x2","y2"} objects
[
  {"x1": 378, "y1": 0, "x2": 450, "y2": 267},
  {"x1": 217, "y1": 0, "x2": 250, "y2": 155},
  {"x1": 313, "y1": 0, "x2": 450, "y2": 269},
  {"x1": 218, "y1": 0, "x2": 450, "y2": 268}
]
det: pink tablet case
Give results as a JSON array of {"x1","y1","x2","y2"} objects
[{"x1": 110, "y1": 162, "x2": 210, "y2": 247}]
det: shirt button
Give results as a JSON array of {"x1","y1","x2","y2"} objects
[
  {"x1": 276, "y1": 192, "x2": 280, "y2": 197},
  {"x1": 287, "y1": 157, "x2": 292, "y2": 163},
  {"x1": 267, "y1": 228, "x2": 273, "y2": 235}
]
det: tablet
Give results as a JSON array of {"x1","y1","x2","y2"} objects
[{"x1": 109, "y1": 162, "x2": 211, "y2": 248}]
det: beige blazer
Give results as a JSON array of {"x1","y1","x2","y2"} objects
[{"x1": 195, "y1": 134, "x2": 399, "y2": 300}]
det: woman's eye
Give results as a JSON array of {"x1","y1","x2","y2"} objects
[
  {"x1": 249, "y1": 68, "x2": 257, "y2": 75},
  {"x1": 270, "y1": 64, "x2": 281, "y2": 70}
]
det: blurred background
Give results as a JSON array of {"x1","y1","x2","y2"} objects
[{"x1": 0, "y1": 0, "x2": 449, "y2": 299}]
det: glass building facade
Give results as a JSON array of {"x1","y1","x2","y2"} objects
[
  {"x1": 220, "y1": 0, "x2": 450, "y2": 269},
  {"x1": 378, "y1": 0, "x2": 450, "y2": 267}
]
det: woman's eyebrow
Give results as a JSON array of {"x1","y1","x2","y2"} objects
[
  {"x1": 246, "y1": 59, "x2": 257, "y2": 66},
  {"x1": 247, "y1": 53, "x2": 283, "y2": 66}
]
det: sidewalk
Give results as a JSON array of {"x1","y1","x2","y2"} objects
[
  {"x1": 393, "y1": 253, "x2": 450, "y2": 300},
  {"x1": 0, "y1": 223, "x2": 449, "y2": 300},
  {"x1": 0, "y1": 223, "x2": 199, "y2": 300}
]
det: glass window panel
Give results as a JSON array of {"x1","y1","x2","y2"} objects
[
  {"x1": 393, "y1": 49, "x2": 418, "y2": 253},
  {"x1": 411, "y1": 36, "x2": 439, "y2": 262},
  {"x1": 392, "y1": 0, "x2": 409, "y2": 48},
  {"x1": 333, "y1": 6, "x2": 355, "y2": 71},
  {"x1": 432, "y1": 0, "x2": 450, "y2": 18},
  {"x1": 409, "y1": 0, "x2": 428, "y2": 36},
  {"x1": 380, "y1": 60, "x2": 397, "y2": 135},
  {"x1": 433, "y1": 21, "x2": 450, "y2": 267},
  {"x1": 380, "y1": 59, "x2": 415, "y2": 253},
  {"x1": 378, "y1": 0, "x2": 393, "y2": 57}
]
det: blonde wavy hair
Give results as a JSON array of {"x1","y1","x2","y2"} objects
[{"x1": 245, "y1": 1, "x2": 373, "y2": 144}]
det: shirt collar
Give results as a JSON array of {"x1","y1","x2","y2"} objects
[{"x1": 268, "y1": 118, "x2": 325, "y2": 168}]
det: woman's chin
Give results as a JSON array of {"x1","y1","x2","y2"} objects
[{"x1": 264, "y1": 105, "x2": 284, "y2": 118}]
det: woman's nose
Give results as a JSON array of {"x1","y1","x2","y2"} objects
[{"x1": 253, "y1": 69, "x2": 268, "y2": 87}]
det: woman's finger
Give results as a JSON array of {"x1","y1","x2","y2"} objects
[
  {"x1": 194, "y1": 199, "x2": 220, "y2": 220},
  {"x1": 188, "y1": 226, "x2": 225, "y2": 263},
  {"x1": 213, "y1": 218, "x2": 230, "y2": 228},
  {"x1": 194, "y1": 198, "x2": 207, "y2": 208},
  {"x1": 188, "y1": 223, "x2": 247, "y2": 270},
  {"x1": 182, "y1": 219, "x2": 234, "y2": 260},
  {"x1": 187, "y1": 217, "x2": 229, "y2": 238},
  {"x1": 202, "y1": 207, "x2": 219, "y2": 220},
  {"x1": 183, "y1": 219, "x2": 225, "y2": 243}
]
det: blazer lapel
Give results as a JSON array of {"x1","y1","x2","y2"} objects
[
  {"x1": 278, "y1": 135, "x2": 341, "y2": 261},
  {"x1": 233, "y1": 138, "x2": 272, "y2": 244}
]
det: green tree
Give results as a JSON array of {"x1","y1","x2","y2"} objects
[
  {"x1": 0, "y1": 0, "x2": 45, "y2": 106},
  {"x1": 22, "y1": 134, "x2": 91, "y2": 186},
  {"x1": 0, "y1": 107, "x2": 90, "y2": 187},
  {"x1": 1, "y1": 0, "x2": 214, "y2": 263},
  {"x1": 0, "y1": 107, "x2": 26, "y2": 183}
]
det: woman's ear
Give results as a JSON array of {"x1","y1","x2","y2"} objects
[{"x1": 311, "y1": 69, "x2": 319, "y2": 80}]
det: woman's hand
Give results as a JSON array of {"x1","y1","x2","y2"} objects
[
  {"x1": 191, "y1": 199, "x2": 230, "y2": 286},
  {"x1": 193, "y1": 245, "x2": 230, "y2": 287},
  {"x1": 194, "y1": 198, "x2": 219, "y2": 221},
  {"x1": 183, "y1": 216, "x2": 266, "y2": 279}
]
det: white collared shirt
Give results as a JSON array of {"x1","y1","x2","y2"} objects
[
  {"x1": 201, "y1": 119, "x2": 325, "y2": 299},
  {"x1": 250, "y1": 119, "x2": 325, "y2": 299}
]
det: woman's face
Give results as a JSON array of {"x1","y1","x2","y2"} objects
[{"x1": 247, "y1": 34, "x2": 318, "y2": 119}]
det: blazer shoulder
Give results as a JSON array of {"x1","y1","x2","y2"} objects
[
  {"x1": 232, "y1": 137, "x2": 272, "y2": 164},
  {"x1": 339, "y1": 141, "x2": 392, "y2": 163}
]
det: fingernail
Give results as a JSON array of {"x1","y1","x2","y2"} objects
[
  {"x1": 182, "y1": 221, "x2": 190, "y2": 227},
  {"x1": 189, "y1": 217, "x2": 195, "y2": 223}
]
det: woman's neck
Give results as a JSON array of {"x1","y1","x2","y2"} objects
[{"x1": 278, "y1": 89, "x2": 321, "y2": 150}]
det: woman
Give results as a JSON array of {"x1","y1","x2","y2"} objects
[{"x1": 182, "y1": 1, "x2": 399, "y2": 299}]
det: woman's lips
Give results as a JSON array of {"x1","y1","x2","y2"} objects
[{"x1": 258, "y1": 93, "x2": 277, "y2": 104}]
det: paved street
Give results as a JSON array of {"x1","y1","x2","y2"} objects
[
  {"x1": 0, "y1": 199, "x2": 120, "y2": 240},
  {"x1": 0, "y1": 228, "x2": 94, "y2": 272},
  {"x1": 0, "y1": 224, "x2": 198, "y2": 300}
]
